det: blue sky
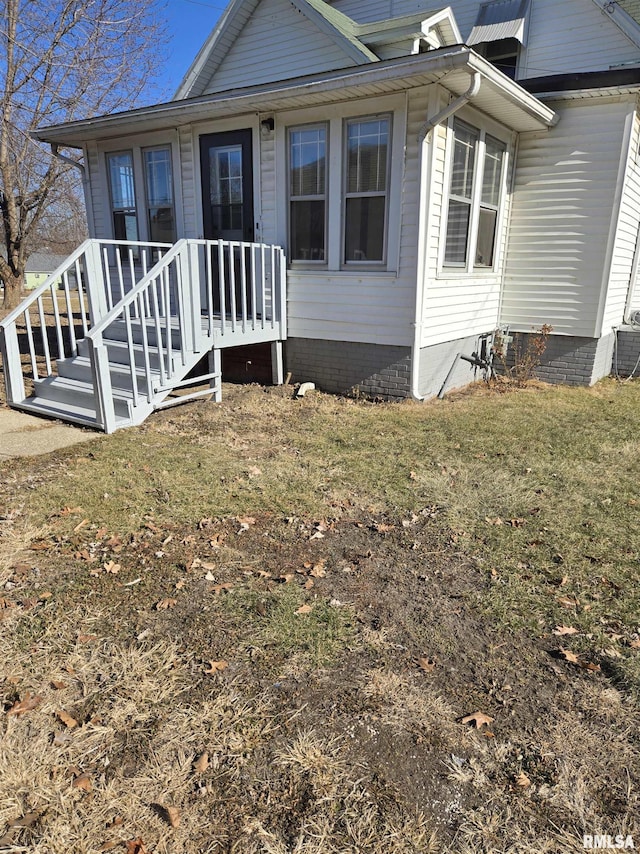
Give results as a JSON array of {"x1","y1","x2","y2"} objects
[{"x1": 161, "y1": 0, "x2": 227, "y2": 95}]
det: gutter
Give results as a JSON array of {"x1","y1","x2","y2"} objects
[{"x1": 410, "y1": 71, "x2": 482, "y2": 401}]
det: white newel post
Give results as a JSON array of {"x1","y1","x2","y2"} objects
[
  {"x1": 0, "y1": 324, "x2": 26, "y2": 403},
  {"x1": 178, "y1": 243, "x2": 196, "y2": 359},
  {"x1": 88, "y1": 337, "x2": 117, "y2": 433},
  {"x1": 278, "y1": 248, "x2": 287, "y2": 341},
  {"x1": 85, "y1": 241, "x2": 108, "y2": 326}
]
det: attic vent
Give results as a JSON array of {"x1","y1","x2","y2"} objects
[{"x1": 468, "y1": 0, "x2": 531, "y2": 46}]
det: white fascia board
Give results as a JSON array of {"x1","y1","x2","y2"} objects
[
  {"x1": 591, "y1": 0, "x2": 640, "y2": 49},
  {"x1": 33, "y1": 48, "x2": 556, "y2": 146},
  {"x1": 289, "y1": 0, "x2": 378, "y2": 63}
]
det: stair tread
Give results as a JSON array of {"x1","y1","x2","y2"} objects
[
  {"x1": 12, "y1": 398, "x2": 129, "y2": 429},
  {"x1": 59, "y1": 354, "x2": 163, "y2": 378},
  {"x1": 34, "y1": 374, "x2": 149, "y2": 402}
]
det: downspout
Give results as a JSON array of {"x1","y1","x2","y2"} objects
[
  {"x1": 51, "y1": 143, "x2": 94, "y2": 236},
  {"x1": 410, "y1": 72, "x2": 482, "y2": 400}
]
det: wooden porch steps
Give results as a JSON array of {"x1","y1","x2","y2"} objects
[{"x1": 1, "y1": 238, "x2": 287, "y2": 433}]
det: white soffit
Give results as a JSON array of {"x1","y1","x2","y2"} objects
[{"x1": 468, "y1": 0, "x2": 530, "y2": 46}]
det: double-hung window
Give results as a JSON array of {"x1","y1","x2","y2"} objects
[
  {"x1": 289, "y1": 124, "x2": 327, "y2": 262},
  {"x1": 107, "y1": 151, "x2": 138, "y2": 242},
  {"x1": 443, "y1": 119, "x2": 506, "y2": 270},
  {"x1": 344, "y1": 116, "x2": 390, "y2": 264},
  {"x1": 143, "y1": 146, "x2": 176, "y2": 244}
]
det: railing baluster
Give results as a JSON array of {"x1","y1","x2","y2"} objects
[
  {"x1": 270, "y1": 245, "x2": 276, "y2": 329},
  {"x1": 218, "y1": 239, "x2": 226, "y2": 337},
  {"x1": 76, "y1": 258, "x2": 89, "y2": 336},
  {"x1": 124, "y1": 302, "x2": 139, "y2": 407},
  {"x1": 260, "y1": 244, "x2": 266, "y2": 329},
  {"x1": 164, "y1": 265, "x2": 172, "y2": 377},
  {"x1": 137, "y1": 292, "x2": 153, "y2": 403},
  {"x1": 50, "y1": 283, "x2": 65, "y2": 360},
  {"x1": 24, "y1": 310, "x2": 38, "y2": 381},
  {"x1": 229, "y1": 242, "x2": 237, "y2": 333},
  {"x1": 102, "y1": 247, "x2": 113, "y2": 311},
  {"x1": 62, "y1": 270, "x2": 77, "y2": 356},
  {"x1": 240, "y1": 243, "x2": 247, "y2": 334},
  {"x1": 206, "y1": 243, "x2": 214, "y2": 338},
  {"x1": 37, "y1": 296, "x2": 52, "y2": 376},
  {"x1": 175, "y1": 254, "x2": 187, "y2": 364},
  {"x1": 150, "y1": 275, "x2": 167, "y2": 388},
  {"x1": 115, "y1": 248, "x2": 125, "y2": 303},
  {"x1": 250, "y1": 244, "x2": 257, "y2": 331}
]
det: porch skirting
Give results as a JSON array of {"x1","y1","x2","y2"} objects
[{"x1": 285, "y1": 338, "x2": 411, "y2": 400}]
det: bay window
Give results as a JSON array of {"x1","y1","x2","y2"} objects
[{"x1": 443, "y1": 118, "x2": 506, "y2": 270}]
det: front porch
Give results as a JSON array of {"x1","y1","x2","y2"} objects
[{"x1": 0, "y1": 238, "x2": 287, "y2": 433}]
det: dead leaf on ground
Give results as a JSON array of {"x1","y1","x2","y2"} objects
[
  {"x1": 51, "y1": 680, "x2": 68, "y2": 690},
  {"x1": 164, "y1": 805, "x2": 181, "y2": 828},
  {"x1": 193, "y1": 752, "x2": 209, "y2": 774},
  {"x1": 553, "y1": 626, "x2": 579, "y2": 636},
  {"x1": 57, "y1": 710, "x2": 79, "y2": 729},
  {"x1": 73, "y1": 519, "x2": 90, "y2": 533},
  {"x1": 485, "y1": 517, "x2": 503, "y2": 526},
  {"x1": 103, "y1": 561, "x2": 120, "y2": 575},
  {"x1": 7, "y1": 692, "x2": 43, "y2": 717},
  {"x1": 155, "y1": 598, "x2": 177, "y2": 610},
  {"x1": 373, "y1": 522, "x2": 395, "y2": 533},
  {"x1": 77, "y1": 633, "x2": 97, "y2": 643},
  {"x1": 125, "y1": 839, "x2": 150, "y2": 854},
  {"x1": 630, "y1": 638, "x2": 640, "y2": 649},
  {"x1": 31, "y1": 539, "x2": 54, "y2": 551},
  {"x1": 309, "y1": 531, "x2": 325, "y2": 540},
  {"x1": 516, "y1": 771, "x2": 531, "y2": 788},
  {"x1": 56, "y1": 506, "x2": 83, "y2": 517},
  {"x1": 204, "y1": 660, "x2": 228, "y2": 675},
  {"x1": 296, "y1": 603, "x2": 313, "y2": 615},
  {"x1": 558, "y1": 647, "x2": 580, "y2": 664},
  {"x1": 557, "y1": 595, "x2": 580, "y2": 609},
  {"x1": 237, "y1": 516, "x2": 256, "y2": 531},
  {"x1": 416, "y1": 657, "x2": 436, "y2": 673},
  {"x1": 460, "y1": 711, "x2": 495, "y2": 729},
  {"x1": 309, "y1": 562, "x2": 327, "y2": 578},
  {"x1": 72, "y1": 772, "x2": 93, "y2": 792}
]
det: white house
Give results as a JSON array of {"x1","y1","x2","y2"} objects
[{"x1": 3, "y1": 0, "x2": 640, "y2": 431}]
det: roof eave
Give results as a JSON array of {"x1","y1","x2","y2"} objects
[{"x1": 33, "y1": 47, "x2": 556, "y2": 147}]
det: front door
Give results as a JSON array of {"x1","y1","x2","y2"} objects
[{"x1": 200, "y1": 130, "x2": 254, "y2": 242}]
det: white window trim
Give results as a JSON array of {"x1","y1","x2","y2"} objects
[
  {"x1": 275, "y1": 94, "x2": 406, "y2": 274},
  {"x1": 98, "y1": 131, "x2": 183, "y2": 243},
  {"x1": 342, "y1": 113, "x2": 393, "y2": 269},
  {"x1": 287, "y1": 121, "x2": 329, "y2": 267},
  {"x1": 438, "y1": 109, "x2": 511, "y2": 277}
]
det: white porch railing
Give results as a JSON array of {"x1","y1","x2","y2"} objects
[
  {"x1": 1, "y1": 238, "x2": 287, "y2": 433},
  {"x1": 0, "y1": 239, "x2": 171, "y2": 404}
]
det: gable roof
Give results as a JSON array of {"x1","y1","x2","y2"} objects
[{"x1": 175, "y1": 0, "x2": 463, "y2": 100}]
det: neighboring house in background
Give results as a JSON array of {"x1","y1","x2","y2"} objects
[
  {"x1": 24, "y1": 253, "x2": 70, "y2": 290},
  {"x1": 4, "y1": 0, "x2": 640, "y2": 432}
]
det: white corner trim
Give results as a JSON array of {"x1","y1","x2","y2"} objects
[{"x1": 590, "y1": 0, "x2": 640, "y2": 51}]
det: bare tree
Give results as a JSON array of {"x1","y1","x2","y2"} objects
[{"x1": 0, "y1": 0, "x2": 167, "y2": 308}]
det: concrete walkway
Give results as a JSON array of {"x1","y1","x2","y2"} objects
[{"x1": 0, "y1": 408, "x2": 97, "y2": 460}]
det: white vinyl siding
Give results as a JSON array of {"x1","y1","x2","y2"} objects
[
  {"x1": 201, "y1": 0, "x2": 358, "y2": 96},
  {"x1": 277, "y1": 93, "x2": 414, "y2": 346},
  {"x1": 501, "y1": 97, "x2": 630, "y2": 336},
  {"x1": 333, "y1": 0, "x2": 640, "y2": 75},
  {"x1": 602, "y1": 109, "x2": 640, "y2": 325},
  {"x1": 419, "y1": 96, "x2": 512, "y2": 348}
]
